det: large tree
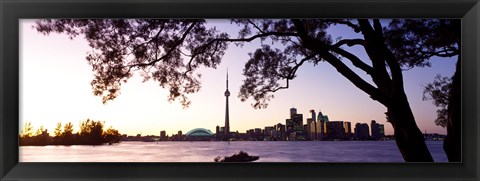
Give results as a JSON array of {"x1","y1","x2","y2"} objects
[
  {"x1": 235, "y1": 19, "x2": 433, "y2": 161},
  {"x1": 384, "y1": 19, "x2": 461, "y2": 162},
  {"x1": 36, "y1": 19, "x2": 458, "y2": 162}
]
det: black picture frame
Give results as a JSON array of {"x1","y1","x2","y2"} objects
[{"x1": 1, "y1": 0, "x2": 479, "y2": 180}]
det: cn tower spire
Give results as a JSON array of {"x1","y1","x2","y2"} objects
[{"x1": 224, "y1": 68, "x2": 230, "y2": 138}]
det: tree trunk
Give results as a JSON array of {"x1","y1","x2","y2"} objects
[
  {"x1": 443, "y1": 55, "x2": 461, "y2": 162},
  {"x1": 387, "y1": 91, "x2": 434, "y2": 162}
]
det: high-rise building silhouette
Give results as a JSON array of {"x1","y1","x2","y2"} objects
[
  {"x1": 325, "y1": 121, "x2": 346, "y2": 140},
  {"x1": 354, "y1": 123, "x2": 370, "y2": 140},
  {"x1": 370, "y1": 120, "x2": 384, "y2": 140},
  {"x1": 343, "y1": 122, "x2": 352, "y2": 140},
  {"x1": 286, "y1": 107, "x2": 304, "y2": 141},
  {"x1": 317, "y1": 111, "x2": 329, "y2": 140},
  {"x1": 307, "y1": 109, "x2": 316, "y2": 140},
  {"x1": 276, "y1": 123, "x2": 286, "y2": 141},
  {"x1": 290, "y1": 107, "x2": 297, "y2": 118},
  {"x1": 224, "y1": 70, "x2": 230, "y2": 136}
]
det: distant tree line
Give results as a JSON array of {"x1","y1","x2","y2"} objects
[{"x1": 19, "y1": 119, "x2": 121, "y2": 146}]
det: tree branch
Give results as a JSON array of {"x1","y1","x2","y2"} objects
[
  {"x1": 420, "y1": 49, "x2": 459, "y2": 58},
  {"x1": 384, "y1": 46, "x2": 405, "y2": 89},
  {"x1": 180, "y1": 31, "x2": 299, "y2": 77},
  {"x1": 247, "y1": 19, "x2": 266, "y2": 34},
  {"x1": 331, "y1": 19, "x2": 362, "y2": 33},
  {"x1": 292, "y1": 19, "x2": 389, "y2": 105},
  {"x1": 215, "y1": 32, "x2": 299, "y2": 43},
  {"x1": 267, "y1": 79, "x2": 290, "y2": 92},
  {"x1": 357, "y1": 19, "x2": 393, "y2": 95},
  {"x1": 182, "y1": 40, "x2": 222, "y2": 77},
  {"x1": 333, "y1": 38, "x2": 364, "y2": 47},
  {"x1": 329, "y1": 45, "x2": 374, "y2": 75},
  {"x1": 128, "y1": 24, "x2": 166, "y2": 58},
  {"x1": 266, "y1": 53, "x2": 317, "y2": 92},
  {"x1": 372, "y1": 19, "x2": 384, "y2": 39},
  {"x1": 129, "y1": 21, "x2": 199, "y2": 68}
]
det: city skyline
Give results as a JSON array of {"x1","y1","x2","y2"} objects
[{"x1": 20, "y1": 19, "x2": 456, "y2": 136}]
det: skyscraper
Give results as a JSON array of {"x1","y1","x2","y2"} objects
[
  {"x1": 224, "y1": 71, "x2": 230, "y2": 136},
  {"x1": 325, "y1": 121, "x2": 345, "y2": 140},
  {"x1": 343, "y1": 121, "x2": 352, "y2": 140},
  {"x1": 354, "y1": 123, "x2": 370, "y2": 140},
  {"x1": 371, "y1": 120, "x2": 385, "y2": 140},
  {"x1": 307, "y1": 109, "x2": 316, "y2": 140},
  {"x1": 290, "y1": 107, "x2": 297, "y2": 118},
  {"x1": 317, "y1": 111, "x2": 329, "y2": 140},
  {"x1": 286, "y1": 107, "x2": 304, "y2": 141},
  {"x1": 292, "y1": 114, "x2": 303, "y2": 132},
  {"x1": 276, "y1": 123, "x2": 286, "y2": 141}
]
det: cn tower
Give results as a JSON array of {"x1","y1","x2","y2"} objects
[{"x1": 224, "y1": 70, "x2": 230, "y2": 136}]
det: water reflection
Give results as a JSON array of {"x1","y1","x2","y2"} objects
[{"x1": 19, "y1": 141, "x2": 447, "y2": 162}]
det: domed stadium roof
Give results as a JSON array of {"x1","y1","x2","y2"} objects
[{"x1": 185, "y1": 128, "x2": 214, "y2": 137}]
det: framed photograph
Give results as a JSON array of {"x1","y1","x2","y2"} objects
[{"x1": 1, "y1": 0, "x2": 479, "y2": 180}]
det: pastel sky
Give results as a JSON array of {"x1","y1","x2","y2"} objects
[{"x1": 19, "y1": 19, "x2": 457, "y2": 136}]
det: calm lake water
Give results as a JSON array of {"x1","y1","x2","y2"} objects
[{"x1": 20, "y1": 141, "x2": 448, "y2": 162}]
